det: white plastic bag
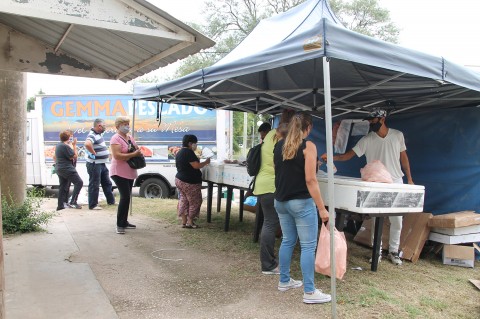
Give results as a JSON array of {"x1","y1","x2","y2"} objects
[
  {"x1": 315, "y1": 223, "x2": 347, "y2": 280},
  {"x1": 360, "y1": 160, "x2": 393, "y2": 183}
]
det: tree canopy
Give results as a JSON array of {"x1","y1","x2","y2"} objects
[
  {"x1": 174, "y1": 0, "x2": 399, "y2": 79},
  {"x1": 171, "y1": 0, "x2": 399, "y2": 155}
]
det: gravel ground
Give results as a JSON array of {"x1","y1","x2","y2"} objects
[{"x1": 36, "y1": 198, "x2": 333, "y2": 319}]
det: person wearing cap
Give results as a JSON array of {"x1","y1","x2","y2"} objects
[{"x1": 320, "y1": 108, "x2": 413, "y2": 265}]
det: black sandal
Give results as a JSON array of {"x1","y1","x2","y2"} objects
[{"x1": 184, "y1": 224, "x2": 200, "y2": 229}]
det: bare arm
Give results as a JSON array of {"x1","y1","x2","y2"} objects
[
  {"x1": 70, "y1": 138, "x2": 78, "y2": 160},
  {"x1": 400, "y1": 151, "x2": 414, "y2": 184},
  {"x1": 84, "y1": 139, "x2": 95, "y2": 155},
  {"x1": 190, "y1": 157, "x2": 210, "y2": 169},
  {"x1": 304, "y1": 141, "x2": 329, "y2": 223},
  {"x1": 320, "y1": 149, "x2": 356, "y2": 162},
  {"x1": 110, "y1": 144, "x2": 141, "y2": 161}
]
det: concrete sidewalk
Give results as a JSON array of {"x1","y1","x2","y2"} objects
[
  {"x1": 4, "y1": 199, "x2": 118, "y2": 319},
  {"x1": 3, "y1": 198, "x2": 238, "y2": 319},
  {"x1": 3, "y1": 197, "x2": 324, "y2": 319}
]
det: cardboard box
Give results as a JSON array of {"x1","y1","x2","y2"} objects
[
  {"x1": 469, "y1": 279, "x2": 480, "y2": 290},
  {"x1": 428, "y1": 211, "x2": 480, "y2": 228},
  {"x1": 428, "y1": 232, "x2": 480, "y2": 244},
  {"x1": 353, "y1": 218, "x2": 390, "y2": 250},
  {"x1": 442, "y1": 244, "x2": 475, "y2": 268},
  {"x1": 399, "y1": 212, "x2": 433, "y2": 263},
  {"x1": 353, "y1": 213, "x2": 432, "y2": 263},
  {"x1": 431, "y1": 224, "x2": 480, "y2": 236}
]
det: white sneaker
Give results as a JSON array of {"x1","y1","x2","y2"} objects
[
  {"x1": 388, "y1": 251, "x2": 402, "y2": 265},
  {"x1": 91, "y1": 206, "x2": 102, "y2": 210},
  {"x1": 278, "y1": 278, "x2": 303, "y2": 291},
  {"x1": 303, "y1": 289, "x2": 332, "y2": 304}
]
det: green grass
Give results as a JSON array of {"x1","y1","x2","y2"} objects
[{"x1": 128, "y1": 196, "x2": 480, "y2": 319}]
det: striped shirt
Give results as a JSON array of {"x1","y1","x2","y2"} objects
[{"x1": 85, "y1": 129, "x2": 110, "y2": 164}]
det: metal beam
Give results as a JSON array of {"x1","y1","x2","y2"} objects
[
  {"x1": 116, "y1": 42, "x2": 193, "y2": 80},
  {"x1": 392, "y1": 89, "x2": 471, "y2": 114},
  {"x1": 227, "y1": 78, "x2": 312, "y2": 110},
  {"x1": 54, "y1": 24, "x2": 74, "y2": 53}
]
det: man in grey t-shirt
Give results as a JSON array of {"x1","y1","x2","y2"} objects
[{"x1": 84, "y1": 118, "x2": 115, "y2": 210}]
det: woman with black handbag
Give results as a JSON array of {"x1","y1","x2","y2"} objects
[{"x1": 110, "y1": 116, "x2": 143, "y2": 234}]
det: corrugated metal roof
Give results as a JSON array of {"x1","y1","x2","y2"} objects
[{"x1": 0, "y1": 0, "x2": 214, "y2": 82}]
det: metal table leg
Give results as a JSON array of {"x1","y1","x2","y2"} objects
[
  {"x1": 239, "y1": 189, "x2": 244, "y2": 222},
  {"x1": 206, "y1": 182, "x2": 213, "y2": 223},
  {"x1": 371, "y1": 217, "x2": 384, "y2": 271},
  {"x1": 216, "y1": 184, "x2": 222, "y2": 212},
  {"x1": 224, "y1": 187, "x2": 233, "y2": 232}
]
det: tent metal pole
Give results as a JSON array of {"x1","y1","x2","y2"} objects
[
  {"x1": 132, "y1": 99, "x2": 137, "y2": 138},
  {"x1": 129, "y1": 99, "x2": 137, "y2": 217},
  {"x1": 323, "y1": 56, "x2": 337, "y2": 318}
]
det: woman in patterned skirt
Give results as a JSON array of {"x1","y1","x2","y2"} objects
[{"x1": 175, "y1": 134, "x2": 210, "y2": 228}]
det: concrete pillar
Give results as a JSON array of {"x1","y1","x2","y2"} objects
[
  {"x1": 0, "y1": 70, "x2": 26, "y2": 204},
  {"x1": 0, "y1": 185, "x2": 4, "y2": 319}
]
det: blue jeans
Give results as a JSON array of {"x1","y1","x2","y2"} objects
[
  {"x1": 86, "y1": 162, "x2": 115, "y2": 209},
  {"x1": 274, "y1": 198, "x2": 318, "y2": 293}
]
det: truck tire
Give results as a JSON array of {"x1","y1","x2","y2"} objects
[{"x1": 139, "y1": 178, "x2": 170, "y2": 199}]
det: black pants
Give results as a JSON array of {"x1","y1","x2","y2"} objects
[
  {"x1": 259, "y1": 193, "x2": 280, "y2": 271},
  {"x1": 111, "y1": 175, "x2": 133, "y2": 227},
  {"x1": 57, "y1": 169, "x2": 83, "y2": 210}
]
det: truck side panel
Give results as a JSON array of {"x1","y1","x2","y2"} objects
[{"x1": 27, "y1": 94, "x2": 229, "y2": 198}]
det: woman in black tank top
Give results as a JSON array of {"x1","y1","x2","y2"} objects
[{"x1": 273, "y1": 112, "x2": 331, "y2": 304}]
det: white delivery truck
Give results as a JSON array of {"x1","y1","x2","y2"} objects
[{"x1": 26, "y1": 94, "x2": 231, "y2": 198}]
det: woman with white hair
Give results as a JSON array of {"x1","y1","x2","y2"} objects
[{"x1": 110, "y1": 116, "x2": 143, "y2": 234}]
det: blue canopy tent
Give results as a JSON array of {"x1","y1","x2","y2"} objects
[
  {"x1": 134, "y1": 0, "x2": 480, "y2": 210},
  {"x1": 134, "y1": 0, "x2": 480, "y2": 314},
  {"x1": 134, "y1": 0, "x2": 480, "y2": 113}
]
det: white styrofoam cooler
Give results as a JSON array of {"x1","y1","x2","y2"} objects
[
  {"x1": 428, "y1": 232, "x2": 480, "y2": 245},
  {"x1": 202, "y1": 163, "x2": 252, "y2": 189},
  {"x1": 317, "y1": 175, "x2": 425, "y2": 214},
  {"x1": 202, "y1": 162, "x2": 225, "y2": 183},
  {"x1": 222, "y1": 164, "x2": 252, "y2": 189}
]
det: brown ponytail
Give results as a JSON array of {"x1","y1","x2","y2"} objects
[{"x1": 282, "y1": 112, "x2": 312, "y2": 160}]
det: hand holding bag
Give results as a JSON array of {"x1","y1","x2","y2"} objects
[
  {"x1": 121, "y1": 136, "x2": 146, "y2": 169},
  {"x1": 315, "y1": 222, "x2": 347, "y2": 280},
  {"x1": 127, "y1": 154, "x2": 146, "y2": 169}
]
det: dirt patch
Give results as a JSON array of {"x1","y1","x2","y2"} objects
[{"x1": 58, "y1": 197, "x2": 479, "y2": 318}]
